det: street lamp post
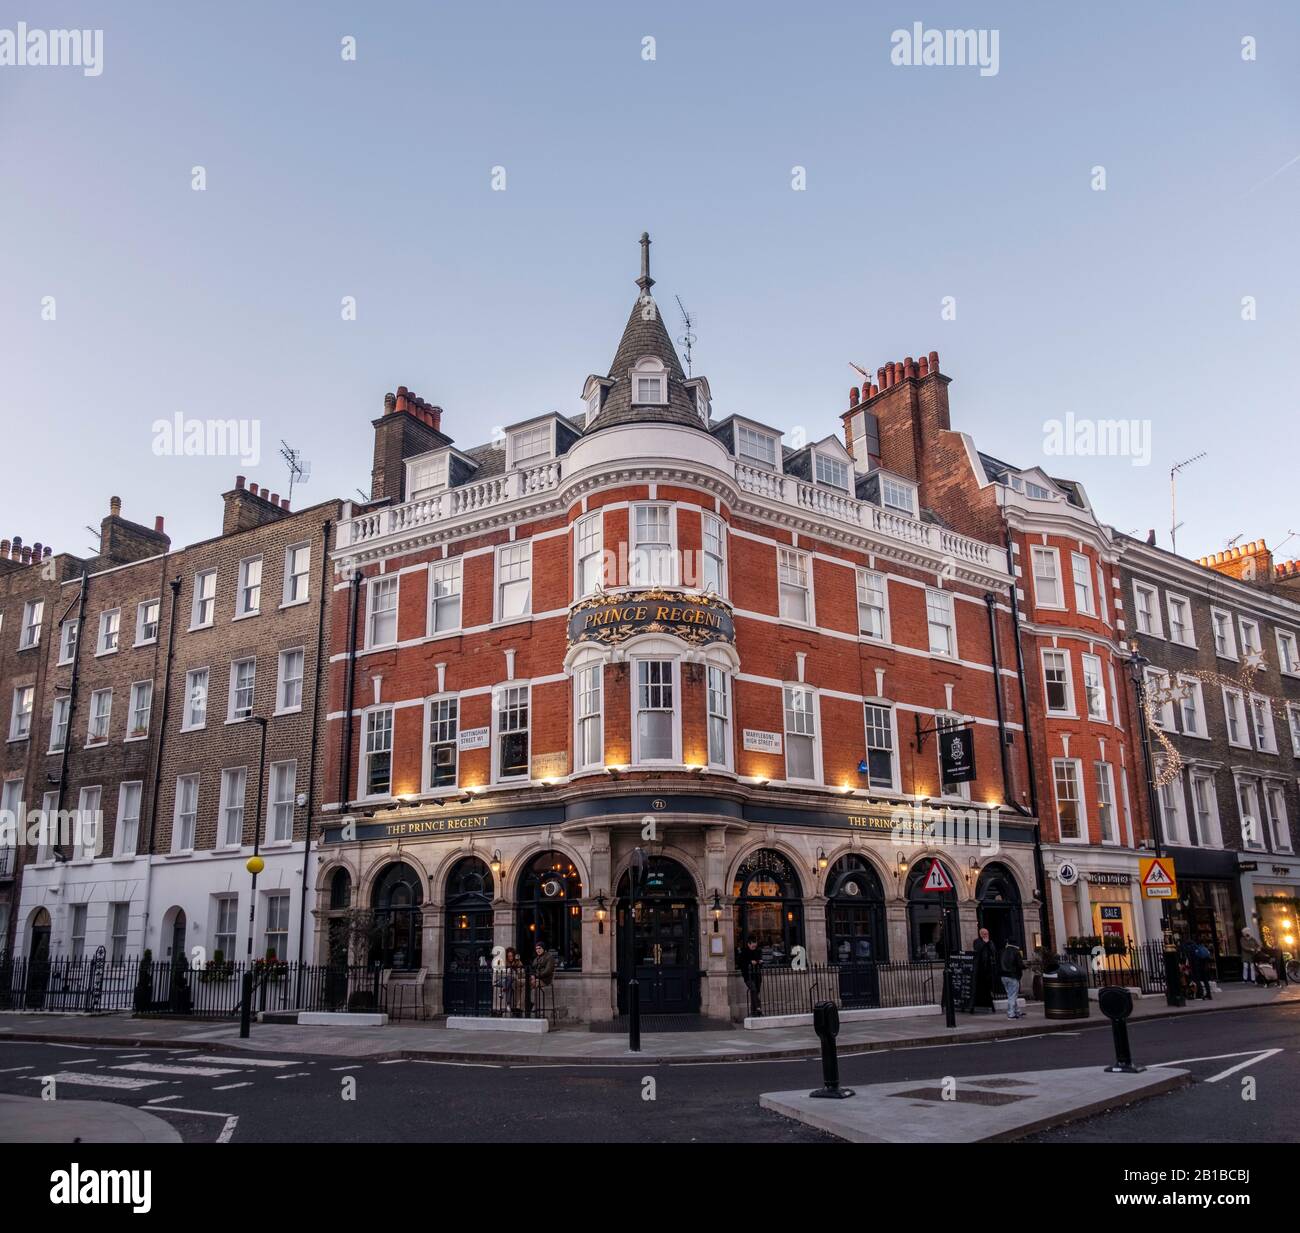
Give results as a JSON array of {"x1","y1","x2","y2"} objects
[{"x1": 239, "y1": 716, "x2": 269, "y2": 1040}]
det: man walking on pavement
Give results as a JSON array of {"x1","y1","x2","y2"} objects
[{"x1": 1000, "y1": 940, "x2": 1026, "y2": 1019}]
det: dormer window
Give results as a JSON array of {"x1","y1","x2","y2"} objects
[
  {"x1": 508, "y1": 423, "x2": 553, "y2": 469},
  {"x1": 880, "y1": 475, "x2": 918, "y2": 518},
  {"x1": 587, "y1": 389, "x2": 602, "y2": 421},
  {"x1": 695, "y1": 388, "x2": 710, "y2": 423},
  {"x1": 814, "y1": 453, "x2": 850, "y2": 492},
  {"x1": 737, "y1": 424, "x2": 778, "y2": 470},
  {"x1": 407, "y1": 453, "x2": 449, "y2": 498},
  {"x1": 630, "y1": 358, "x2": 668, "y2": 405},
  {"x1": 1025, "y1": 480, "x2": 1053, "y2": 500}
]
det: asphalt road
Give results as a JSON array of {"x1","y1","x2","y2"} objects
[{"x1": 1, "y1": 1003, "x2": 1296, "y2": 1143}]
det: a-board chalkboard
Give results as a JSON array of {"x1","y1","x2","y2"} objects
[{"x1": 947, "y1": 952, "x2": 975, "y2": 1013}]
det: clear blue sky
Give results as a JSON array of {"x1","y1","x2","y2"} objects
[{"x1": 3, "y1": 2, "x2": 1297, "y2": 562}]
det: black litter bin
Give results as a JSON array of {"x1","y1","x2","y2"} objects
[{"x1": 1042, "y1": 961, "x2": 1090, "y2": 1020}]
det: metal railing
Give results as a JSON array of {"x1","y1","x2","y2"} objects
[
  {"x1": 443, "y1": 963, "x2": 554, "y2": 1022},
  {"x1": 745, "y1": 961, "x2": 943, "y2": 1019},
  {"x1": 1052, "y1": 943, "x2": 1168, "y2": 996}
]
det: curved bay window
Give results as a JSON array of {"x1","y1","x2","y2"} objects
[
  {"x1": 825, "y1": 855, "x2": 888, "y2": 965},
  {"x1": 370, "y1": 862, "x2": 423, "y2": 970},
  {"x1": 906, "y1": 858, "x2": 959, "y2": 961},
  {"x1": 733, "y1": 849, "x2": 804, "y2": 966},
  {"x1": 975, "y1": 863, "x2": 1024, "y2": 951},
  {"x1": 517, "y1": 851, "x2": 583, "y2": 969},
  {"x1": 444, "y1": 857, "x2": 495, "y2": 1013}
]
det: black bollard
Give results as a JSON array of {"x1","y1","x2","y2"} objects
[
  {"x1": 809, "y1": 1001, "x2": 855, "y2": 1099},
  {"x1": 1098, "y1": 986, "x2": 1143, "y2": 1073},
  {"x1": 239, "y1": 970, "x2": 253, "y2": 1040}
]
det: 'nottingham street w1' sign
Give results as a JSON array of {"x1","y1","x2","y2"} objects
[{"x1": 567, "y1": 588, "x2": 735, "y2": 649}]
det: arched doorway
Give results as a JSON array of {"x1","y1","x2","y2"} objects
[
  {"x1": 906, "y1": 858, "x2": 960, "y2": 960},
  {"x1": 25, "y1": 908, "x2": 52, "y2": 1009},
  {"x1": 733, "y1": 849, "x2": 804, "y2": 966},
  {"x1": 976, "y1": 863, "x2": 1024, "y2": 950},
  {"x1": 443, "y1": 857, "x2": 495, "y2": 1014},
  {"x1": 370, "y1": 862, "x2": 423, "y2": 970},
  {"x1": 161, "y1": 907, "x2": 187, "y2": 965},
  {"x1": 616, "y1": 856, "x2": 700, "y2": 1014},
  {"x1": 516, "y1": 851, "x2": 583, "y2": 970},
  {"x1": 826, "y1": 855, "x2": 889, "y2": 964}
]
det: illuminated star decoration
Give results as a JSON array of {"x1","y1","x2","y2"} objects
[{"x1": 1142, "y1": 649, "x2": 1286, "y2": 788}]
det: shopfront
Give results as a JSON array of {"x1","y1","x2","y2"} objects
[
  {"x1": 1240, "y1": 855, "x2": 1300, "y2": 965},
  {"x1": 1166, "y1": 846, "x2": 1245, "y2": 981}
]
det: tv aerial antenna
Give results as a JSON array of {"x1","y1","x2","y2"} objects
[
  {"x1": 1169, "y1": 451, "x2": 1206, "y2": 556},
  {"x1": 280, "y1": 440, "x2": 312, "y2": 504},
  {"x1": 675, "y1": 296, "x2": 697, "y2": 377}
]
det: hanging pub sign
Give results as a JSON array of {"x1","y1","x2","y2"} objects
[
  {"x1": 938, "y1": 725, "x2": 976, "y2": 783},
  {"x1": 567, "y1": 588, "x2": 735, "y2": 649}
]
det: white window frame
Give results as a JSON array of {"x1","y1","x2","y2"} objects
[
  {"x1": 1189, "y1": 771, "x2": 1222, "y2": 849},
  {"x1": 1211, "y1": 608, "x2": 1237, "y2": 660},
  {"x1": 856, "y1": 569, "x2": 889, "y2": 641},
  {"x1": 1275, "y1": 629, "x2": 1300, "y2": 677},
  {"x1": 700, "y1": 512, "x2": 726, "y2": 597},
  {"x1": 20, "y1": 600, "x2": 43, "y2": 649},
  {"x1": 507, "y1": 422, "x2": 555, "y2": 469},
  {"x1": 863, "y1": 701, "x2": 899, "y2": 792},
  {"x1": 814, "y1": 451, "x2": 850, "y2": 492},
  {"x1": 172, "y1": 774, "x2": 199, "y2": 854},
  {"x1": 49, "y1": 695, "x2": 70, "y2": 753},
  {"x1": 777, "y1": 547, "x2": 812, "y2": 625},
  {"x1": 57, "y1": 618, "x2": 78, "y2": 665},
  {"x1": 9, "y1": 686, "x2": 33, "y2": 741},
  {"x1": 926, "y1": 588, "x2": 956, "y2": 658},
  {"x1": 283, "y1": 542, "x2": 311, "y2": 607},
  {"x1": 218, "y1": 766, "x2": 247, "y2": 849},
  {"x1": 736, "y1": 424, "x2": 778, "y2": 469},
  {"x1": 880, "y1": 476, "x2": 918, "y2": 518},
  {"x1": 135, "y1": 599, "x2": 160, "y2": 646},
  {"x1": 1265, "y1": 782, "x2": 1292, "y2": 854},
  {"x1": 492, "y1": 683, "x2": 532, "y2": 783},
  {"x1": 191, "y1": 568, "x2": 217, "y2": 629},
  {"x1": 360, "y1": 707, "x2": 394, "y2": 799},
  {"x1": 109, "y1": 901, "x2": 130, "y2": 962},
  {"x1": 1031, "y1": 547, "x2": 1063, "y2": 609},
  {"x1": 1239, "y1": 617, "x2": 1262, "y2": 660},
  {"x1": 706, "y1": 666, "x2": 732, "y2": 771},
  {"x1": 1288, "y1": 704, "x2": 1300, "y2": 759},
  {"x1": 425, "y1": 694, "x2": 460, "y2": 791},
  {"x1": 631, "y1": 359, "x2": 667, "y2": 406},
  {"x1": 266, "y1": 759, "x2": 296, "y2": 844},
  {"x1": 495, "y1": 542, "x2": 533, "y2": 622},
  {"x1": 1250, "y1": 693, "x2": 1278, "y2": 754},
  {"x1": 1165, "y1": 593, "x2": 1195, "y2": 647},
  {"x1": 213, "y1": 895, "x2": 239, "y2": 959},
  {"x1": 631, "y1": 659, "x2": 680, "y2": 766},
  {"x1": 70, "y1": 904, "x2": 87, "y2": 957},
  {"x1": 1173, "y1": 675, "x2": 1206, "y2": 738},
  {"x1": 73, "y1": 785, "x2": 102, "y2": 860},
  {"x1": 1071, "y1": 552, "x2": 1095, "y2": 616},
  {"x1": 575, "y1": 514, "x2": 604, "y2": 600},
  {"x1": 1081, "y1": 653, "x2": 1106, "y2": 721},
  {"x1": 275, "y1": 647, "x2": 304, "y2": 714},
  {"x1": 1145, "y1": 667, "x2": 1175, "y2": 730},
  {"x1": 782, "y1": 684, "x2": 821, "y2": 784},
  {"x1": 183, "y1": 667, "x2": 209, "y2": 731},
  {"x1": 1094, "y1": 761, "x2": 1118, "y2": 845},
  {"x1": 96, "y1": 608, "x2": 120, "y2": 656},
  {"x1": 116, "y1": 780, "x2": 143, "y2": 857},
  {"x1": 236, "y1": 555, "x2": 263, "y2": 618},
  {"x1": 427, "y1": 558, "x2": 463, "y2": 634},
  {"x1": 86, "y1": 687, "x2": 112, "y2": 745},
  {"x1": 262, "y1": 892, "x2": 290, "y2": 961},
  {"x1": 574, "y1": 664, "x2": 604, "y2": 772},
  {"x1": 1158, "y1": 768, "x2": 1189, "y2": 846},
  {"x1": 1043, "y1": 649, "x2": 1076, "y2": 717},
  {"x1": 227, "y1": 657, "x2": 256, "y2": 723},
  {"x1": 1132, "y1": 582, "x2": 1162, "y2": 637},
  {"x1": 1237, "y1": 777, "x2": 1264, "y2": 850},
  {"x1": 407, "y1": 451, "x2": 450, "y2": 497},
  {"x1": 630, "y1": 504, "x2": 676, "y2": 588},
  {"x1": 366, "y1": 575, "x2": 400, "y2": 648},
  {"x1": 127, "y1": 680, "x2": 152, "y2": 740},
  {"x1": 1223, "y1": 686, "x2": 1249, "y2": 749},
  {"x1": 1052, "y1": 758, "x2": 1087, "y2": 843}
]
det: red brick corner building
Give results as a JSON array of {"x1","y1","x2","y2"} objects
[{"x1": 319, "y1": 237, "x2": 1044, "y2": 1023}]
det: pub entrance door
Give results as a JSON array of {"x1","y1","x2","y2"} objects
[
  {"x1": 616, "y1": 858, "x2": 701, "y2": 1015},
  {"x1": 442, "y1": 857, "x2": 496, "y2": 1015}
]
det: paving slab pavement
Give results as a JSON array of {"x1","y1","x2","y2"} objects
[
  {"x1": 761, "y1": 1065, "x2": 1192, "y2": 1143},
  {"x1": 0, "y1": 984, "x2": 1294, "y2": 1065},
  {"x1": 0, "y1": 1093, "x2": 182, "y2": 1143}
]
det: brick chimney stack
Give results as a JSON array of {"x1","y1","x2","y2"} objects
[
  {"x1": 1196, "y1": 538, "x2": 1273, "y2": 584},
  {"x1": 370, "y1": 383, "x2": 452, "y2": 504},
  {"x1": 222, "y1": 475, "x2": 292, "y2": 536},
  {"x1": 99, "y1": 496, "x2": 171, "y2": 564}
]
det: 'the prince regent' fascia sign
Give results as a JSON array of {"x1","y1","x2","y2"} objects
[{"x1": 567, "y1": 588, "x2": 735, "y2": 649}]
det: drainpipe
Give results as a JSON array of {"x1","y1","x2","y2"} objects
[
  {"x1": 296, "y1": 519, "x2": 333, "y2": 970},
  {"x1": 51, "y1": 571, "x2": 90, "y2": 855},
  {"x1": 338, "y1": 569, "x2": 362, "y2": 813},
  {"x1": 141, "y1": 575, "x2": 183, "y2": 953},
  {"x1": 1001, "y1": 514, "x2": 1053, "y2": 953}
]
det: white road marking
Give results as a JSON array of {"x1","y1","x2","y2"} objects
[
  {"x1": 377, "y1": 1059, "x2": 408, "y2": 1065},
  {"x1": 1205, "y1": 1049, "x2": 1282, "y2": 1083},
  {"x1": 1152, "y1": 1049, "x2": 1274, "y2": 1067},
  {"x1": 330, "y1": 1065, "x2": 364, "y2": 1071},
  {"x1": 212, "y1": 1082, "x2": 253, "y2": 1091},
  {"x1": 63, "y1": 1057, "x2": 100, "y2": 1064},
  {"x1": 143, "y1": 1106, "x2": 239, "y2": 1143},
  {"x1": 113, "y1": 1062, "x2": 242, "y2": 1077},
  {"x1": 408, "y1": 1060, "x2": 502, "y2": 1069},
  {"x1": 28, "y1": 1071, "x2": 162, "y2": 1090},
  {"x1": 187, "y1": 1055, "x2": 294, "y2": 1068},
  {"x1": 0, "y1": 1065, "x2": 35, "y2": 1073},
  {"x1": 274, "y1": 1072, "x2": 311, "y2": 1080},
  {"x1": 116, "y1": 1053, "x2": 152, "y2": 1059},
  {"x1": 146, "y1": 1095, "x2": 184, "y2": 1104}
]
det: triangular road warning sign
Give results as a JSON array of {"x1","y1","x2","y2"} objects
[
  {"x1": 922, "y1": 861, "x2": 954, "y2": 892},
  {"x1": 1142, "y1": 861, "x2": 1173, "y2": 887}
]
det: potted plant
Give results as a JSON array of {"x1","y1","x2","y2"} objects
[{"x1": 199, "y1": 949, "x2": 235, "y2": 983}]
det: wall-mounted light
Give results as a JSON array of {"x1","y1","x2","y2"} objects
[
  {"x1": 490, "y1": 849, "x2": 502, "y2": 876},
  {"x1": 711, "y1": 890, "x2": 722, "y2": 933},
  {"x1": 967, "y1": 856, "x2": 979, "y2": 886},
  {"x1": 596, "y1": 892, "x2": 608, "y2": 934},
  {"x1": 816, "y1": 847, "x2": 829, "y2": 872},
  {"x1": 896, "y1": 852, "x2": 909, "y2": 880}
]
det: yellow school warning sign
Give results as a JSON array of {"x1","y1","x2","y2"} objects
[{"x1": 1139, "y1": 856, "x2": 1178, "y2": 899}]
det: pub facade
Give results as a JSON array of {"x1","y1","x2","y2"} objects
[{"x1": 315, "y1": 237, "x2": 1043, "y2": 1023}]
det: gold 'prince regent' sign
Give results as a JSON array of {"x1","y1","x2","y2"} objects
[{"x1": 567, "y1": 588, "x2": 735, "y2": 649}]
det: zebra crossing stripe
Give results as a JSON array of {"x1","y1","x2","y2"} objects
[
  {"x1": 187, "y1": 1055, "x2": 295, "y2": 1068},
  {"x1": 27, "y1": 1071, "x2": 163, "y2": 1090},
  {"x1": 113, "y1": 1062, "x2": 242, "y2": 1077}
]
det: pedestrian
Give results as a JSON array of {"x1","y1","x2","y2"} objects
[
  {"x1": 1240, "y1": 928, "x2": 1262, "y2": 984},
  {"x1": 738, "y1": 936, "x2": 764, "y2": 1016},
  {"x1": 1191, "y1": 940, "x2": 1213, "y2": 999},
  {"x1": 1000, "y1": 941, "x2": 1026, "y2": 1019},
  {"x1": 972, "y1": 927, "x2": 998, "y2": 1013},
  {"x1": 495, "y1": 946, "x2": 523, "y2": 1016}
]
